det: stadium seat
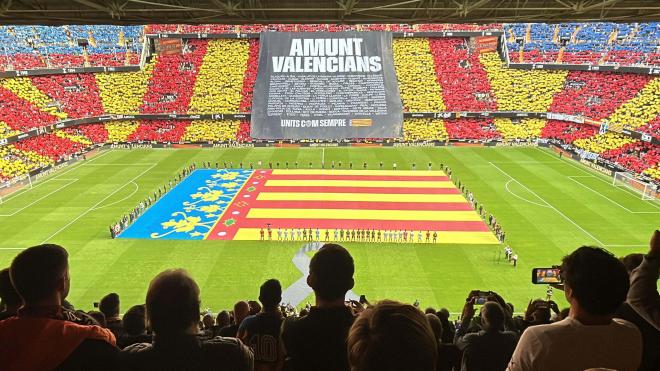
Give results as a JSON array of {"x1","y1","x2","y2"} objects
[
  {"x1": 573, "y1": 132, "x2": 636, "y2": 154},
  {"x1": 30, "y1": 73, "x2": 105, "y2": 118},
  {"x1": 96, "y1": 61, "x2": 155, "y2": 114},
  {"x1": 606, "y1": 77, "x2": 660, "y2": 132},
  {"x1": 140, "y1": 39, "x2": 208, "y2": 114},
  {"x1": 504, "y1": 22, "x2": 660, "y2": 67},
  {"x1": 13, "y1": 133, "x2": 85, "y2": 162}
]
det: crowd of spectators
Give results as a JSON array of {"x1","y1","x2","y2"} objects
[
  {"x1": 549, "y1": 71, "x2": 653, "y2": 121},
  {"x1": 540, "y1": 121, "x2": 598, "y2": 144},
  {"x1": 140, "y1": 39, "x2": 208, "y2": 114},
  {"x1": 0, "y1": 25, "x2": 143, "y2": 72},
  {"x1": 96, "y1": 62, "x2": 155, "y2": 115},
  {"x1": 1, "y1": 231, "x2": 659, "y2": 370},
  {"x1": 0, "y1": 30, "x2": 658, "y2": 182},
  {"x1": 0, "y1": 145, "x2": 52, "y2": 182},
  {"x1": 146, "y1": 23, "x2": 500, "y2": 35},
  {"x1": 393, "y1": 38, "x2": 448, "y2": 141},
  {"x1": 505, "y1": 22, "x2": 660, "y2": 67},
  {"x1": 607, "y1": 77, "x2": 660, "y2": 132},
  {"x1": 573, "y1": 132, "x2": 637, "y2": 154},
  {"x1": 12, "y1": 133, "x2": 86, "y2": 162}
]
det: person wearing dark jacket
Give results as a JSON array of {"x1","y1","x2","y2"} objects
[
  {"x1": 0, "y1": 244, "x2": 118, "y2": 371},
  {"x1": 281, "y1": 244, "x2": 356, "y2": 371},
  {"x1": 117, "y1": 304, "x2": 152, "y2": 349},
  {"x1": 0, "y1": 268, "x2": 20, "y2": 321},
  {"x1": 119, "y1": 269, "x2": 253, "y2": 370},
  {"x1": 455, "y1": 300, "x2": 517, "y2": 371}
]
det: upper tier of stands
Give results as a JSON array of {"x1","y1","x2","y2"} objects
[
  {"x1": 0, "y1": 25, "x2": 658, "y2": 184},
  {"x1": 505, "y1": 22, "x2": 660, "y2": 66},
  {"x1": 0, "y1": 25, "x2": 143, "y2": 71}
]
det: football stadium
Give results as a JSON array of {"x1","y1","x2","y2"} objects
[{"x1": 0, "y1": 1, "x2": 659, "y2": 370}]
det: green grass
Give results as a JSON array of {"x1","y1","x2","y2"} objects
[{"x1": 0, "y1": 146, "x2": 657, "y2": 315}]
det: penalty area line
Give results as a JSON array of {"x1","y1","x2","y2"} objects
[
  {"x1": 489, "y1": 161, "x2": 605, "y2": 246},
  {"x1": 0, "y1": 178, "x2": 79, "y2": 217},
  {"x1": 40, "y1": 164, "x2": 157, "y2": 245},
  {"x1": 535, "y1": 147, "x2": 660, "y2": 210},
  {"x1": 0, "y1": 150, "x2": 114, "y2": 204}
]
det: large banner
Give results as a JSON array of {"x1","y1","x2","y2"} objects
[{"x1": 250, "y1": 32, "x2": 403, "y2": 139}]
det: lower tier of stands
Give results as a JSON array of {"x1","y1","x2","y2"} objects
[{"x1": 1, "y1": 119, "x2": 658, "y2": 185}]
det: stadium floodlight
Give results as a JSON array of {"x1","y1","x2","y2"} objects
[{"x1": 612, "y1": 172, "x2": 658, "y2": 201}]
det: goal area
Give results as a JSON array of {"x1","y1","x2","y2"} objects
[{"x1": 612, "y1": 172, "x2": 658, "y2": 200}]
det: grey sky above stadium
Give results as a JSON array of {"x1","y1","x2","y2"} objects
[{"x1": 1, "y1": 0, "x2": 658, "y2": 25}]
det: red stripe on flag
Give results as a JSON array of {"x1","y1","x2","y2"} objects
[
  {"x1": 249, "y1": 200, "x2": 474, "y2": 211},
  {"x1": 267, "y1": 174, "x2": 449, "y2": 181},
  {"x1": 238, "y1": 218, "x2": 491, "y2": 231},
  {"x1": 260, "y1": 186, "x2": 461, "y2": 194}
]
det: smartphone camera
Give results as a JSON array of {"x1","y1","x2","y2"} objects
[{"x1": 532, "y1": 267, "x2": 563, "y2": 284}]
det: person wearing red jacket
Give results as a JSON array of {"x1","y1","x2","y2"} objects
[{"x1": 0, "y1": 244, "x2": 118, "y2": 371}]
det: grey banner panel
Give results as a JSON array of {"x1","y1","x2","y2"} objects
[{"x1": 250, "y1": 31, "x2": 403, "y2": 139}]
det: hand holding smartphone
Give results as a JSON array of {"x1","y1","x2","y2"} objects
[{"x1": 532, "y1": 267, "x2": 563, "y2": 284}]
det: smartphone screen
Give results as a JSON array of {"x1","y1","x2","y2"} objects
[
  {"x1": 472, "y1": 290, "x2": 490, "y2": 305},
  {"x1": 532, "y1": 268, "x2": 562, "y2": 284}
]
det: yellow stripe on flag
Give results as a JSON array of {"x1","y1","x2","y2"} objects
[
  {"x1": 246, "y1": 208, "x2": 482, "y2": 221},
  {"x1": 265, "y1": 179, "x2": 455, "y2": 188},
  {"x1": 232, "y1": 228, "x2": 498, "y2": 244},
  {"x1": 257, "y1": 192, "x2": 467, "y2": 203},
  {"x1": 271, "y1": 169, "x2": 446, "y2": 176}
]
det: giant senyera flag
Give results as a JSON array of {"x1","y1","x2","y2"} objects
[{"x1": 119, "y1": 169, "x2": 498, "y2": 244}]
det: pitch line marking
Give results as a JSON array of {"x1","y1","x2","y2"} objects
[
  {"x1": 489, "y1": 161, "x2": 605, "y2": 246},
  {"x1": 504, "y1": 180, "x2": 551, "y2": 208},
  {"x1": 40, "y1": 164, "x2": 157, "y2": 244},
  {"x1": 0, "y1": 178, "x2": 79, "y2": 217},
  {"x1": 535, "y1": 147, "x2": 660, "y2": 210},
  {"x1": 568, "y1": 176, "x2": 660, "y2": 214},
  {"x1": 0, "y1": 150, "x2": 114, "y2": 204},
  {"x1": 567, "y1": 176, "x2": 635, "y2": 213},
  {"x1": 91, "y1": 181, "x2": 139, "y2": 211}
]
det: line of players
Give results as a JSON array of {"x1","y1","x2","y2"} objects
[{"x1": 260, "y1": 227, "x2": 440, "y2": 243}]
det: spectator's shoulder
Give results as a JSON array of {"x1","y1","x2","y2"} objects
[
  {"x1": 612, "y1": 318, "x2": 643, "y2": 337},
  {"x1": 121, "y1": 342, "x2": 154, "y2": 355},
  {"x1": 203, "y1": 337, "x2": 254, "y2": 366}
]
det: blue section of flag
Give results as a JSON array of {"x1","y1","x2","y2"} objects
[{"x1": 118, "y1": 169, "x2": 253, "y2": 240}]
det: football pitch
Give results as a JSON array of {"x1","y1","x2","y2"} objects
[{"x1": 0, "y1": 146, "x2": 657, "y2": 314}]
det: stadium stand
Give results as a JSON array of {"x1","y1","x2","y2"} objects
[
  {"x1": 140, "y1": 39, "x2": 208, "y2": 114},
  {"x1": 505, "y1": 22, "x2": 660, "y2": 66},
  {"x1": 96, "y1": 61, "x2": 155, "y2": 114},
  {"x1": 481, "y1": 52, "x2": 567, "y2": 140},
  {"x1": 0, "y1": 83, "x2": 59, "y2": 132},
  {"x1": 393, "y1": 38, "x2": 448, "y2": 141},
  {"x1": 637, "y1": 116, "x2": 660, "y2": 140},
  {"x1": 0, "y1": 25, "x2": 143, "y2": 71},
  {"x1": 105, "y1": 121, "x2": 140, "y2": 143},
  {"x1": 0, "y1": 145, "x2": 52, "y2": 181},
  {"x1": 30, "y1": 73, "x2": 105, "y2": 118},
  {"x1": 126, "y1": 120, "x2": 187, "y2": 143},
  {"x1": 0, "y1": 23, "x2": 657, "y2": 183},
  {"x1": 548, "y1": 71, "x2": 653, "y2": 120},
  {"x1": 606, "y1": 77, "x2": 660, "y2": 132},
  {"x1": 540, "y1": 121, "x2": 597, "y2": 144},
  {"x1": 0, "y1": 77, "x2": 66, "y2": 120},
  {"x1": 13, "y1": 133, "x2": 85, "y2": 162},
  {"x1": 573, "y1": 132, "x2": 637, "y2": 154},
  {"x1": 600, "y1": 142, "x2": 660, "y2": 176}
]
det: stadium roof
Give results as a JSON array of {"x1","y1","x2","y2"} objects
[{"x1": 1, "y1": 0, "x2": 659, "y2": 25}]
